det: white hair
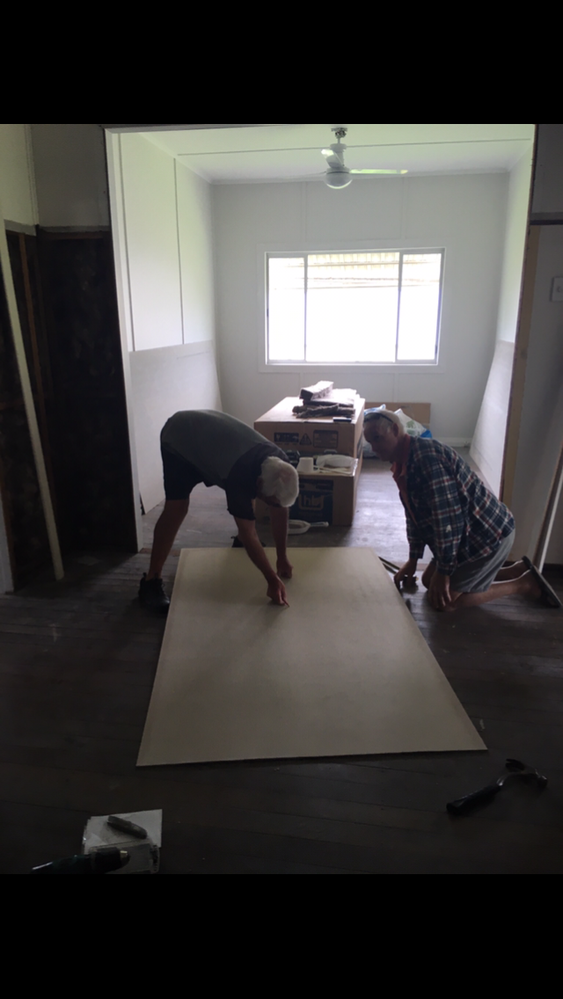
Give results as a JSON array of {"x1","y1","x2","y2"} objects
[
  {"x1": 364, "y1": 410, "x2": 403, "y2": 432},
  {"x1": 364, "y1": 410, "x2": 404, "y2": 440},
  {"x1": 260, "y1": 458, "x2": 299, "y2": 507}
]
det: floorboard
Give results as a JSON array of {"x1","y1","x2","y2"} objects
[{"x1": 1, "y1": 458, "x2": 562, "y2": 874}]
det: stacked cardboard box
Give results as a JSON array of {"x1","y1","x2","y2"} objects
[
  {"x1": 255, "y1": 394, "x2": 365, "y2": 459},
  {"x1": 255, "y1": 395, "x2": 366, "y2": 526}
]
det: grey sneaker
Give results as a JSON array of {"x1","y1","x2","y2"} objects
[{"x1": 139, "y1": 575, "x2": 170, "y2": 614}]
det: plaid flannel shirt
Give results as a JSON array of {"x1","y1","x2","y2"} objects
[{"x1": 401, "y1": 438, "x2": 515, "y2": 576}]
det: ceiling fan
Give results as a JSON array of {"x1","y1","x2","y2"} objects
[{"x1": 322, "y1": 127, "x2": 408, "y2": 189}]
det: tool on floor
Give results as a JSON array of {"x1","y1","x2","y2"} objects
[
  {"x1": 379, "y1": 557, "x2": 419, "y2": 586},
  {"x1": 83, "y1": 810, "x2": 162, "y2": 874},
  {"x1": 447, "y1": 759, "x2": 548, "y2": 816},
  {"x1": 108, "y1": 815, "x2": 148, "y2": 840},
  {"x1": 380, "y1": 557, "x2": 400, "y2": 574},
  {"x1": 32, "y1": 847, "x2": 130, "y2": 875}
]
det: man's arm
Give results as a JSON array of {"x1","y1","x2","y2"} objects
[
  {"x1": 428, "y1": 570, "x2": 454, "y2": 610},
  {"x1": 268, "y1": 506, "x2": 293, "y2": 580},
  {"x1": 234, "y1": 517, "x2": 289, "y2": 607},
  {"x1": 405, "y1": 514, "x2": 425, "y2": 566},
  {"x1": 413, "y1": 456, "x2": 465, "y2": 609},
  {"x1": 422, "y1": 458, "x2": 465, "y2": 576}
]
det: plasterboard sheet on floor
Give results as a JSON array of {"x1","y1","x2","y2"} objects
[{"x1": 138, "y1": 548, "x2": 485, "y2": 766}]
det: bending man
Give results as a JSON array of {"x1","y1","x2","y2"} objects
[{"x1": 140, "y1": 410, "x2": 299, "y2": 613}]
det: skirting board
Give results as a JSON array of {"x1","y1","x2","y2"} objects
[{"x1": 138, "y1": 549, "x2": 485, "y2": 767}]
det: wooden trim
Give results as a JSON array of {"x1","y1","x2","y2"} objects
[
  {"x1": 500, "y1": 225, "x2": 541, "y2": 508},
  {"x1": 0, "y1": 198, "x2": 64, "y2": 582},
  {"x1": 500, "y1": 126, "x2": 540, "y2": 505},
  {"x1": 534, "y1": 444, "x2": 563, "y2": 571}
]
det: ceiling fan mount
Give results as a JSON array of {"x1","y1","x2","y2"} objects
[{"x1": 322, "y1": 126, "x2": 407, "y2": 189}]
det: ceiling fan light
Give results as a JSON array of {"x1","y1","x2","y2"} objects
[{"x1": 325, "y1": 169, "x2": 353, "y2": 190}]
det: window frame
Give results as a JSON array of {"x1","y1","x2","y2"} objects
[{"x1": 264, "y1": 247, "x2": 446, "y2": 370}]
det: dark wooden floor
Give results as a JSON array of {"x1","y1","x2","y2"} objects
[{"x1": 1, "y1": 460, "x2": 562, "y2": 875}]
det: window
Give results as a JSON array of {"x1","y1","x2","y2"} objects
[{"x1": 267, "y1": 250, "x2": 444, "y2": 365}]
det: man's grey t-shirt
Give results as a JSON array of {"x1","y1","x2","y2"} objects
[{"x1": 161, "y1": 411, "x2": 290, "y2": 520}]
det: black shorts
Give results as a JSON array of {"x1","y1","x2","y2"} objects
[{"x1": 161, "y1": 445, "x2": 204, "y2": 501}]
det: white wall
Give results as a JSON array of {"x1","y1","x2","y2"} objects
[
  {"x1": 31, "y1": 124, "x2": 109, "y2": 228},
  {"x1": 495, "y1": 150, "x2": 535, "y2": 346},
  {"x1": 213, "y1": 175, "x2": 509, "y2": 444},
  {"x1": 470, "y1": 149, "x2": 534, "y2": 492},
  {"x1": 109, "y1": 132, "x2": 221, "y2": 513},
  {"x1": 120, "y1": 133, "x2": 184, "y2": 350},
  {"x1": 118, "y1": 133, "x2": 217, "y2": 351},
  {"x1": 0, "y1": 124, "x2": 37, "y2": 227},
  {"x1": 176, "y1": 159, "x2": 216, "y2": 345}
]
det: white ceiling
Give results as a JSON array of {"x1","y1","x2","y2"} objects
[{"x1": 140, "y1": 124, "x2": 536, "y2": 184}]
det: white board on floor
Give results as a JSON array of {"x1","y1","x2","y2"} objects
[{"x1": 138, "y1": 549, "x2": 485, "y2": 767}]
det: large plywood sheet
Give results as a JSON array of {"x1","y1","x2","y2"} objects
[
  {"x1": 470, "y1": 339, "x2": 516, "y2": 497},
  {"x1": 138, "y1": 549, "x2": 485, "y2": 767},
  {"x1": 130, "y1": 342, "x2": 222, "y2": 514}
]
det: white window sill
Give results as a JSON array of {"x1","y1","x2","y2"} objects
[{"x1": 260, "y1": 360, "x2": 445, "y2": 375}]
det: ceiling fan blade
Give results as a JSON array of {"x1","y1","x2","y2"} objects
[
  {"x1": 325, "y1": 155, "x2": 345, "y2": 170},
  {"x1": 350, "y1": 169, "x2": 409, "y2": 175},
  {"x1": 322, "y1": 143, "x2": 347, "y2": 166}
]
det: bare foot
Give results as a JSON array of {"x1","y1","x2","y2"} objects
[{"x1": 518, "y1": 570, "x2": 542, "y2": 600}]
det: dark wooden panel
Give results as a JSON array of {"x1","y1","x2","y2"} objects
[
  {"x1": 37, "y1": 231, "x2": 137, "y2": 552},
  {"x1": 0, "y1": 233, "x2": 53, "y2": 588}
]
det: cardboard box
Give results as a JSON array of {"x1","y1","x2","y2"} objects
[
  {"x1": 255, "y1": 396, "x2": 366, "y2": 459},
  {"x1": 256, "y1": 457, "x2": 362, "y2": 527},
  {"x1": 365, "y1": 402, "x2": 431, "y2": 429}
]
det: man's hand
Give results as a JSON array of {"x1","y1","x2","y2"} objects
[
  {"x1": 235, "y1": 517, "x2": 290, "y2": 608},
  {"x1": 394, "y1": 559, "x2": 418, "y2": 591},
  {"x1": 277, "y1": 555, "x2": 293, "y2": 580},
  {"x1": 270, "y1": 506, "x2": 293, "y2": 586},
  {"x1": 267, "y1": 575, "x2": 290, "y2": 607},
  {"x1": 428, "y1": 571, "x2": 453, "y2": 611}
]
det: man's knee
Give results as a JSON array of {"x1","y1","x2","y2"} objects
[{"x1": 422, "y1": 563, "x2": 436, "y2": 589}]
